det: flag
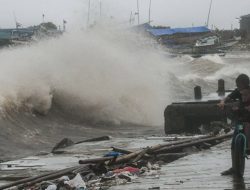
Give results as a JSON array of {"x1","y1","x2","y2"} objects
[{"x1": 63, "y1": 20, "x2": 67, "y2": 24}]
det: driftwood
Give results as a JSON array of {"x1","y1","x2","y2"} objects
[
  {"x1": 75, "y1": 136, "x2": 111, "y2": 144},
  {"x1": 198, "y1": 142, "x2": 212, "y2": 149},
  {"x1": 148, "y1": 135, "x2": 212, "y2": 153},
  {"x1": 78, "y1": 150, "x2": 147, "y2": 165},
  {"x1": 112, "y1": 146, "x2": 151, "y2": 159},
  {"x1": 118, "y1": 136, "x2": 215, "y2": 162},
  {"x1": 112, "y1": 134, "x2": 231, "y2": 163},
  {"x1": 17, "y1": 165, "x2": 90, "y2": 190},
  {"x1": 132, "y1": 148, "x2": 150, "y2": 163},
  {"x1": 1, "y1": 133, "x2": 232, "y2": 190},
  {"x1": 113, "y1": 149, "x2": 146, "y2": 164},
  {"x1": 0, "y1": 176, "x2": 28, "y2": 181},
  {"x1": 72, "y1": 165, "x2": 92, "y2": 174},
  {"x1": 0, "y1": 166, "x2": 81, "y2": 190},
  {"x1": 111, "y1": 147, "x2": 133, "y2": 154},
  {"x1": 79, "y1": 134, "x2": 232, "y2": 165},
  {"x1": 111, "y1": 135, "x2": 213, "y2": 158},
  {"x1": 154, "y1": 133, "x2": 232, "y2": 154},
  {"x1": 156, "y1": 153, "x2": 188, "y2": 162},
  {"x1": 52, "y1": 136, "x2": 111, "y2": 153},
  {"x1": 79, "y1": 150, "x2": 144, "y2": 165},
  {"x1": 79, "y1": 157, "x2": 114, "y2": 164}
]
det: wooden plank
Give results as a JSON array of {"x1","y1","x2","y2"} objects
[
  {"x1": 0, "y1": 166, "x2": 79, "y2": 190},
  {"x1": 75, "y1": 136, "x2": 111, "y2": 144}
]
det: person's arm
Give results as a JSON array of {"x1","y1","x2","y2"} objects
[
  {"x1": 218, "y1": 97, "x2": 229, "y2": 109},
  {"x1": 218, "y1": 88, "x2": 239, "y2": 109},
  {"x1": 245, "y1": 105, "x2": 250, "y2": 112}
]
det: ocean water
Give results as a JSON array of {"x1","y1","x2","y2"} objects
[{"x1": 0, "y1": 25, "x2": 249, "y2": 160}]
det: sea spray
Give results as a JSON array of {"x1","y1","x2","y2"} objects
[{"x1": 0, "y1": 26, "x2": 182, "y2": 126}]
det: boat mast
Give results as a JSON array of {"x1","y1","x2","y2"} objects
[
  {"x1": 42, "y1": 14, "x2": 45, "y2": 23},
  {"x1": 130, "y1": 11, "x2": 133, "y2": 25},
  {"x1": 148, "y1": 0, "x2": 152, "y2": 24},
  {"x1": 87, "y1": 0, "x2": 91, "y2": 27},
  {"x1": 206, "y1": 0, "x2": 213, "y2": 27},
  {"x1": 99, "y1": 0, "x2": 102, "y2": 17},
  {"x1": 13, "y1": 12, "x2": 21, "y2": 29},
  {"x1": 137, "y1": 0, "x2": 140, "y2": 25}
]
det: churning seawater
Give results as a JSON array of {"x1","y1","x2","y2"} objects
[{"x1": 0, "y1": 25, "x2": 249, "y2": 160}]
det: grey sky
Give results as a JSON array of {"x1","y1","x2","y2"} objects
[{"x1": 0, "y1": 0, "x2": 249, "y2": 29}]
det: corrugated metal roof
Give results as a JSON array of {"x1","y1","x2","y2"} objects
[{"x1": 147, "y1": 26, "x2": 210, "y2": 37}]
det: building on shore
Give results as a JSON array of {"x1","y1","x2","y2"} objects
[
  {"x1": 0, "y1": 22, "x2": 63, "y2": 46},
  {"x1": 147, "y1": 26, "x2": 213, "y2": 48},
  {"x1": 240, "y1": 14, "x2": 250, "y2": 40},
  {"x1": 0, "y1": 28, "x2": 34, "y2": 45}
]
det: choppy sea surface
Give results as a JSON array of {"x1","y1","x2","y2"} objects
[{"x1": 0, "y1": 27, "x2": 249, "y2": 160}]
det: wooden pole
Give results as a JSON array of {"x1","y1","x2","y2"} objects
[
  {"x1": 99, "y1": 0, "x2": 102, "y2": 17},
  {"x1": 16, "y1": 166, "x2": 89, "y2": 190},
  {"x1": 194, "y1": 86, "x2": 202, "y2": 100},
  {"x1": 148, "y1": 134, "x2": 212, "y2": 153},
  {"x1": 154, "y1": 133, "x2": 232, "y2": 154},
  {"x1": 0, "y1": 166, "x2": 80, "y2": 190},
  {"x1": 112, "y1": 147, "x2": 133, "y2": 154},
  {"x1": 75, "y1": 136, "x2": 110, "y2": 144},
  {"x1": 79, "y1": 157, "x2": 114, "y2": 164},
  {"x1": 87, "y1": 0, "x2": 91, "y2": 27},
  {"x1": 137, "y1": 0, "x2": 140, "y2": 25},
  {"x1": 217, "y1": 79, "x2": 225, "y2": 96},
  {"x1": 206, "y1": 0, "x2": 213, "y2": 27},
  {"x1": 148, "y1": 0, "x2": 152, "y2": 24}
]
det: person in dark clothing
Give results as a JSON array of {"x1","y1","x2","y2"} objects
[
  {"x1": 218, "y1": 74, "x2": 250, "y2": 108},
  {"x1": 235, "y1": 89, "x2": 250, "y2": 122},
  {"x1": 218, "y1": 74, "x2": 250, "y2": 175}
]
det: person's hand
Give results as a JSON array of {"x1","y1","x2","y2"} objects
[
  {"x1": 217, "y1": 100, "x2": 225, "y2": 109},
  {"x1": 232, "y1": 106, "x2": 239, "y2": 111},
  {"x1": 245, "y1": 105, "x2": 250, "y2": 112}
]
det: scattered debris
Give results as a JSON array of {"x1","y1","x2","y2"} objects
[
  {"x1": 0, "y1": 133, "x2": 232, "y2": 190},
  {"x1": 52, "y1": 136, "x2": 111, "y2": 154}
]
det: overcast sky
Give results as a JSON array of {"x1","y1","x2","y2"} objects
[{"x1": 0, "y1": 0, "x2": 249, "y2": 30}]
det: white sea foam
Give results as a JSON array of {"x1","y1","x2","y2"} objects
[
  {"x1": 201, "y1": 54, "x2": 225, "y2": 65},
  {"x1": 0, "y1": 25, "x2": 183, "y2": 126},
  {"x1": 0, "y1": 23, "x2": 248, "y2": 126}
]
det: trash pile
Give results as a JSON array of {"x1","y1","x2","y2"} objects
[
  {"x1": 0, "y1": 133, "x2": 232, "y2": 190},
  {"x1": 2, "y1": 156, "x2": 160, "y2": 190}
]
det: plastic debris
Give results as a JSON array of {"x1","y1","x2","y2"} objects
[
  {"x1": 45, "y1": 184, "x2": 57, "y2": 190},
  {"x1": 100, "y1": 171, "x2": 116, "y2": 182},
  {"x1": 64, "y1": 173, "x2": 87, "y2": 189},
  {"x1": 113, "y1": 166, "x2": 140, "y2": 174},
  {"x1": 103, "y1": 151, "x2": 123, "y2": 157},
  {"x1": 58, "y1": 176, "x2": 70, "y2": 182}
]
